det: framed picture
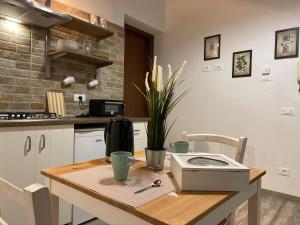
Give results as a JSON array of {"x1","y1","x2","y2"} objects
[
  {"x1": 275, "y1": 27, "x2": 299, "y2": 59},
  {"x1": 204, "y1": 34, "x2": 221, "y2": 60},
  {"x1": 232, "y1": 50, "x2": 252, "y2": 78}
]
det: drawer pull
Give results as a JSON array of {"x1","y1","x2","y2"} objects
[
  {"x1": 40, "y1": 135, "x2": 46, "y2": 151},
  {"x1": 134, "y1": 129, "x2": 140, "y2": 135},
  {"x1": 96, "y1": 139, "x2": 103, "y2": 142},
  {"x1": 25, "y1": 136, "x2": 31, "y2": 153}
]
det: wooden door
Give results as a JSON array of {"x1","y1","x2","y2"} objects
[{"x1": 124, "y1": 24, "x2": 154, "y2": 117}]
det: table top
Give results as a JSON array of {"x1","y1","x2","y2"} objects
[{"x1": 42, "y1": 152, "x2": 266, "y2": 225}]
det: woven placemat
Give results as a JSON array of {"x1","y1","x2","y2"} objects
[{"x1": 59, "y1": 165, "x2": 175, "y2": 208}]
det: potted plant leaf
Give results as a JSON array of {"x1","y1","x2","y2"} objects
[{"x1": 134, "y1": 56, "x2": 188, "y2": 170}]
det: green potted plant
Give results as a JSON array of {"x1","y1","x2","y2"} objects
[{"x1": 135, "y1": 56, "x2": 188, "y2": 170}]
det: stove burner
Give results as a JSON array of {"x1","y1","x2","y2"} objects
[{"x1": 187, "y1": 157, "x2": 229, "y2": 166}]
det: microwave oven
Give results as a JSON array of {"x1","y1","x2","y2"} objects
[{"x1": 89, "y1": 99, "x2": 124, "y2": 117}]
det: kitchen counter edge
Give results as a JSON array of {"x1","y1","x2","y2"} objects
[{"x1": 0, "y1": 117, "x2": 150, "y2": 128}]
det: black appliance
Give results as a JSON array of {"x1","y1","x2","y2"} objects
[
  {"x1": 0, "y1": 112, "x2": 57, "y2": 120},
  {"x1": 89, "y1": 99, "x2": 124, "y2": 117},
  {"x1": 104, "y1": 119, "x2": 134, "y2": 157}
]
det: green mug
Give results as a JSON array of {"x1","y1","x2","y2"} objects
[
  {"x1": 111, "y1": 151, "x2": 134, "y2": 182},
  {"x1": 170, "y1": 141, "x2": 189, "y2": 153}
]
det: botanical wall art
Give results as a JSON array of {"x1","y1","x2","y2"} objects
[
  {"x1": 232, "y1": 50, "x2": 252, "y2": 78},
  {"x1": 275, "y1": 27, "x2": 299, "y2": 59},
  {"x1": 204, "y1": 34, "x2": 221, "y2": 60}
]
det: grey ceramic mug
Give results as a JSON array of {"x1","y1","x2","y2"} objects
[
  {"x1": 170, "y1": 141, "x2": 189, "y2": 153},
  {"x1": 111, "y1": 151, "x2": 134, "y2": 181}
]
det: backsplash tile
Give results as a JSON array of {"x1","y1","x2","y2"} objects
[{"x1": 0, "y1": 0, "x2": 124, "y2": 115}]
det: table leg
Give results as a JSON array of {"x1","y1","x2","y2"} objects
[
  {"x1": 229, "y1": 214, "x2": 234, "y2": 225},
  {"x1": 248, "y1": 179, "x2": 261, "y2": 225},
  {"x1": 50, "y1": 193, "x2": 59, "y2": 225}
]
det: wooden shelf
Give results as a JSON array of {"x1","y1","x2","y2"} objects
[
  {"x1": 60, "y1": 16, "x2": 114, "y2": 39},
  {"x1": 48, "y1": 49, "x2": 113, "y2": 68}
]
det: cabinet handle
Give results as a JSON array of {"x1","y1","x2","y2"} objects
[
  {"x1": 26, "y1": 136, "x2": 31, "y2": 153},
  {"x1": 134, "y1": 129, "x2": 140, "y2": 135},
  {"x1": 40, "y1": 134, "x2": 46, "y2": 151},
  {"x1": 96, "y1": 139, "x2": 103, "y2": 142}
]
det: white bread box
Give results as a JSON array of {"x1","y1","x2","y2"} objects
[{"x1": 170, "y1": 153, "x2": 250, "y2": 191}]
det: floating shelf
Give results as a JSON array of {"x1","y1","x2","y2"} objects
[
  {"x1": 48, "y1": 49, "x2": 113, "y2": 68},
  {"x1": 60, "y1": 16, "x2": 114, "y2": 39}
]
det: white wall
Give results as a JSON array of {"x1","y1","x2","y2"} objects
[
  {"x1": 56, "y1": 0, "x2": 166, "y2": 31},
  {"x1": 157, "y1": 0, "x2": 300, "y2": 197}
]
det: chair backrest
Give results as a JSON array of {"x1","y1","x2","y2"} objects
[
  {"x1": 0, "y1": 178, "x2": 52, "y2": 225},
  {"x1": 183, "y1": 133, "x2": 247, "y2": 163}
]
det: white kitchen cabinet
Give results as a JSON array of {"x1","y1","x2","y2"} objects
[
  {"x1": 0, "y1": 127, "x2": 37, "y2": 225},
  {"x1": 36, "y1": 128, "x2": 51, "y2": 184},
  {"x1": 133, "y1": 122, "x2": 147, "y2": 152},
  {"x1": 0, "y1": 125, "x2": 74, "y2": 225},
  {"x1": 0, "y1": 128, "x2": 4, "y2": 223}
]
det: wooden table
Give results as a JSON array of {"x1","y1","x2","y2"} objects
[{"x1": 42, "y1": 152, "x2": 266, "y2": 225}]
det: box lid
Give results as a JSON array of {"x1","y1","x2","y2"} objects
[{"x1": 171, "y1": 153, "x2": 249, "y2": 171}]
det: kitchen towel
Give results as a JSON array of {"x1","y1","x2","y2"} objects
[{"x1": 59, "y1": 165, "x2": 176, "y2": 208}]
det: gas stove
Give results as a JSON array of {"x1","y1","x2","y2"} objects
[{"x1": 0, "y1": 112, "x2": 57, "y2": 120}]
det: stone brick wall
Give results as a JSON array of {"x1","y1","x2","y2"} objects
[{"x1": 0, "y1": 0, "x2": 124, "y2": 115}]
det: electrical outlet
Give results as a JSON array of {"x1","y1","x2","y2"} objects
[
  {"x1": 278, "y1": 167, "x2": 290, "y2": 177},
  {"x1": 74, "y1": 94, "x2": 86, "y2": 102}
]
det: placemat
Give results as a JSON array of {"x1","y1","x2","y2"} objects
[{"x1": 59, "y1": 165, "x2": 176, "y2": 208}]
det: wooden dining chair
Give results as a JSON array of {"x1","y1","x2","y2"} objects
[
  {"x1": 0, "y1": 178, "x2": 53, "y2": 225},
  {"x1": 182, "y1": 132, "x2": 248, "y2": 225}
]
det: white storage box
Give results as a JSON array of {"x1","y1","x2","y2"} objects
[{"x1": 170, "y1": 153, "x2": 250, "y2": 191}]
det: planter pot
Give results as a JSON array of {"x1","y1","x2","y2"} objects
[{"x1": 145, "y1": 148, "x2": 166, "y2": 170}]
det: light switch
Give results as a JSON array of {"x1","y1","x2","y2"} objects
[
  {"x1": 262, "y1": 66, "x2": 271, "y2": 75},
  {"x1": 214, "y1": 63, "x2": 224, "y2": 71},
  {"x1": 280, "y1": 107, "x2": 295, "y2": 115},
  {"x1": 202, "y1": 65, "x2": 211, "y2": 72}
]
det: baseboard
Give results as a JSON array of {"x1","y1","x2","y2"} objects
[{"x1": 262, "y1": 188, "x2": 300, "y2": 202}]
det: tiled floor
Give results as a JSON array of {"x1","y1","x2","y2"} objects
[{"x1": 84, "y1": 191, "x2": 300, "y2": 225}]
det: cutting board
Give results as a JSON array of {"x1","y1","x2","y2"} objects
[{"x1": 47, "y1": 92, "x2": 66, "y2": 117}]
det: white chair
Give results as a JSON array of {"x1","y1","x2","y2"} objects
[
  {"x1": 182, "y1": 132, "x2": 248, "y2": 225},
  {"x1": 182, "y1": 133, "x2": 247, "y2": 163},
  {"x1": 0, "y1": 178, "x2": 53, "y2": 225}
]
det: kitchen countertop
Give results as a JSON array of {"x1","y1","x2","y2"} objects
[{"x1": 0, "y1": 116, "x2": 149, "y2": 128}]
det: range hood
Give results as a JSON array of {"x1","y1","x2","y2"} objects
[{"x1": 0, "y1": 0, "x2": 71, "y2": 28}]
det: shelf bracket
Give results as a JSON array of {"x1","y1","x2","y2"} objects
[
  {"x1": 45, "y1": 0, "x2": 52, "y2": 78},
  {"x1": 45, "y1": 30, "x2": 51, "y2": 78}
]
